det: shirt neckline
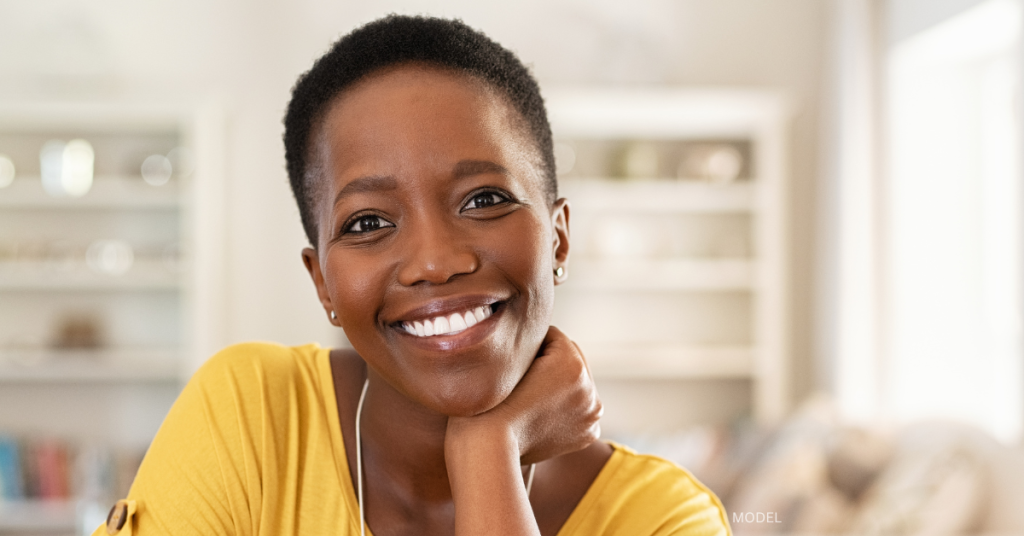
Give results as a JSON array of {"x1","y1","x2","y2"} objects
[{"x1": 314, "y1": 346, "x2": 624, "y2": 536}]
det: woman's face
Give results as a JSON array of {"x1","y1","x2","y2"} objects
[{"x1": 303, "y1": 64, "x2": 569, "y2": 417}]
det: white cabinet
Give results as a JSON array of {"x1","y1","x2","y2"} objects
[
  {"x1": 0, "y1": 102, "x2": 225, "y2": 535},
  {"x1": 546, "y1": 89, "x2": 790, "y2": 425}
]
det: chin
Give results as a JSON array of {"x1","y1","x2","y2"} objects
[{"x1": 420, "y1": 366, "x2": 518, "y2": 417}]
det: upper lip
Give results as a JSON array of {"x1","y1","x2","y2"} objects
[{"x1": 385, "y1": 293, "x2": 505, "y2": 326}]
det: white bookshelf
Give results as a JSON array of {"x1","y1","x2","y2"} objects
[
  {"x1": 559, "y1": 178, "x2": 755, "y2": 212},
  {"x1": 0, "y1": 176, "x2": 181, "y2": 209},
  {"x1": 0, "y1": 500, "x2": 76, "y2": 534},
  {"x1": 0, "y1": 102, "x2": 226, "y2": 535},
  {"x1": 566, "y1": 258, "x2": 753, "y2": 291},
  {"x1": 546, "y1": 88, "x2": 790, "y2": 425},
  {"x1": 584, "y1": 344, "x2": 754, "y2": 379},
  {"x1": 0, "y1": 348, "x2": 180, "y2": 382}
]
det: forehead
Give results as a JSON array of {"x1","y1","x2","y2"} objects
[
  {"x1": 315, "y1": 64, "x2": 534, "y2": 169},
  {"x1": 306, "y1": 64, "x2": 548, "y2": 247}
]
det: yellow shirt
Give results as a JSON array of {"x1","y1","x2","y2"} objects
[{"x1": 94, "y1": 342, "x2": 730, "y2": 536}]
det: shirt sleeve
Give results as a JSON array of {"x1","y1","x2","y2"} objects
[
  {"x1": 635, "y1": 465, "x2": 731, "y2": 536},
  {"x1": 652, "y1": 485, "x2": 731, "y2": 536},
  {"x1": 589, "y1": 449, "x2": 732, "y2": 536},
  {"x1": 92, "y1": 344, "x2": 278, "y2": 536}
]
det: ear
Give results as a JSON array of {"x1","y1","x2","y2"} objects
[
  {"x1": 302, "y1": 247, "x2": 339, "y2": 326},
  {"x1": 551, "y1": 197, "x2": 570, "y2": 285}
]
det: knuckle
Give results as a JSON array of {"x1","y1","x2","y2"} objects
[{"x1": 591, "y1": 399, "x2": 604, "y2": 419}]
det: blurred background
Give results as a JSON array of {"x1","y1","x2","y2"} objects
[{"x1": 1, "y1": 0, "x2": 1022, "y2": 534}]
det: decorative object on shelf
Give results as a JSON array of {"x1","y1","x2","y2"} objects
[
  {"x1": 167, "y1": 146, "x2": 196, "y2": 178},
  {"x1": 616, "y1": 141, "x2": 660, "y2": 179},
  {"x1": 85, "y1": 239, "x2": 134, "y2": 276},
  {"x1": 52, "y1": 313, "x2": 104, "y2": 350},
  {"x1": 0, "y1": 153, "x2": 15, "y2": 188},
  {"x1": 677, "y1": 143, "x2": 744, "y2": 184},
  {"x1": 140, "y1": 146, "x2": 195, "y2": 186},
  {"x1": 141, "y1": 154, "x2": 173, "y2": 186},
  {"x1": 554, "y1": 141, "x2": 577, "y2": 176},
  {"x1": 40, "y1": 139, "x2": 95, "y2": 197},
  {"x1": 590, "y1": 215, "x2": 669, "y2": 259}
]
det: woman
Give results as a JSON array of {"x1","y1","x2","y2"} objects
[{"x1": 95, "y1": 15, "x2": 729, "y2": 536}]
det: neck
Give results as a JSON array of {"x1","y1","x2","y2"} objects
[{"x1": 360, "y1": 370, "x2": 455, "y2": 503}]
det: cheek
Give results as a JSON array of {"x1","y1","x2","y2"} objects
[
  {"x1": 324, "y1": 251, "x2": 388, "y2": 344},
  {"x1": 492, "y1": 212, "x2": 555, "y2": 330}
]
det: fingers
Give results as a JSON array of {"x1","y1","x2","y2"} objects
[
  {"x1": 570, "y1": 340, "x2": 593, "y2": 378},
  {"x1": 536, "y1": 325, "x2": 569, "y2": 359}
]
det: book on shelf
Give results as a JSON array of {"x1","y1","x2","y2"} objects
[
  {"x1": 0, "y1": 435, "x2": 24, "y2": 500},
  {"x1": 0, "y1": 434, "x2": 144, "y2": 504}
]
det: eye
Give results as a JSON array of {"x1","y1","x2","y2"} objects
[
  {"x1": 463, "y1": 191, "x2": 510, "y2": 210},
  {"x1": 345, "y1": 214, "x2": 394, "y2": 234}
]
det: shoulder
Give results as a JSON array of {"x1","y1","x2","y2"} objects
[
  {"x1": 191, "y1": 341, "x2": 324, "y2": 388},
  {"x1": 120, "y1": 342, "x2": 338, "y2": 535},
  {"x1": 579, "y1": 442, "x2": 731, "y2": 535},
  {"x1": 179, "y1": 342, "x2": 331, "y2": 429}
]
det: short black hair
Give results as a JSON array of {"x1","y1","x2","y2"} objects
[{"x1": 283, "y1": 15, "x2": 557, "y2": 245}]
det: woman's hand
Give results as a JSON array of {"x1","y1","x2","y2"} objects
[
  {"x1": 444, "y1": 325, "x2": 603, "y2": 463},
  {"x1": 443, "y1": 326, "x2": 602, "y2": 536},
  {"x1": 447, "y1": 326, "x2": 602, "y2": 464}
]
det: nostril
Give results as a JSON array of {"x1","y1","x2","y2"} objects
[{"x1": 396, "y1": 244, "x2": 480, "y2": 287}]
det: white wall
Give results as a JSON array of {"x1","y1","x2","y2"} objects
[
  {"x1": 887, "y1": 0, "x2": 988, "y2": 43},
  {"x1": 0, "y1": 0, "x2": 828, "y2": 402}
]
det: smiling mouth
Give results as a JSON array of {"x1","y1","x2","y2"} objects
[{"x1": 398, "y1": 303, "x2": 499, "y2": 338}]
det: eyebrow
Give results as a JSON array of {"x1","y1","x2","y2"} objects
[
  {"x1": 332, "y1": 160, "x2": 510, "y2": 206},
  {"x1": 451, "y1": 159, "x2": 510, "y2": 179},
  {"x1": 333, "y1": 175, "x2": 399, "y2": 205}
]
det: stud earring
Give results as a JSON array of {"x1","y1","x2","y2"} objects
[
  {"x1": 330, "y1": 311, "x2": 337, "y2": 320},
  {"x1": 554, "y1": 266, "x2": 565, "y2": 277}
]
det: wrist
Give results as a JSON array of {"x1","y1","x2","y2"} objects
[{"x1": 445, "y1": 415, "x2": 521, "y2": 460}]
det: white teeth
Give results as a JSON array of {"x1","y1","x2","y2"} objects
[
  {"x1": 400, "y1": 304, "x2": 496, "y2": 338},
  {"x1": 450, "y1": 313, "x2": 467, "y2": 331}
]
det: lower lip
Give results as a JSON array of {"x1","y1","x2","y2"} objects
[{"x1": 394, "y1": 304, "x2": 504, "y2": 352}]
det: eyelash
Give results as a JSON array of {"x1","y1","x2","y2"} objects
[
  {"x1": 461, "y1": 190, "x2": 512, "y2": 211},
  {"x1": 343, "y1": 213, "x2": 394, "y2": 234},
  {"x1": 339, "y1": 190, "x2": 514, "y2": 236}
]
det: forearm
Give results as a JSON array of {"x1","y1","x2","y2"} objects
[{"x1": 445, "y1": 422, "x2": 540, "y2": 536}]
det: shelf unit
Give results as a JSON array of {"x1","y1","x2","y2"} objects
[
  {"x1": 0, "y1": 176, "x2": 181, "y2": 209},
  {"x1": 0, "y1": 102, "x2": 225, "y2": 536},
  {"x1": 545, "y1": 88, "x2": 790, "y2": 425},
  {"x1": 0, "y1": 500, "x2": 77, "y2": 534}
]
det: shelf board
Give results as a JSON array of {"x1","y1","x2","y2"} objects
[
  {"x1": 0, "y1": 348, "x2": 181, "y2": 382},
  {"x1": 563, "y1": 258, "x2": 753, "y2": 290},
  {"x1": 0, "y1": 176, "x2": 181, "y2": 209},
  {"x1": 559, "y1": 178, "x2": 754, "y2": 213},
  {"x1": 0, "y1": 499, "x2": 76, "y2": 532},
  {"x1": 579, "y1": 344, "x2": 753, "y2": 379},
  {"x1": 0, "y1": 259, "x2": 182, "y2": 291}
]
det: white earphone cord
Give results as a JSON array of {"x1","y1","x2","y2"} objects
[
  {"x1": 355, "y1": 378, "x2": 369, "y2": 536},
  {"x1": 354, "y1": 378, "x2": 536, "y2": 536}
]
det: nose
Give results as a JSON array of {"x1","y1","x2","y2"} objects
[{"x1": 397, "y1": 218, "x2": 479, "y2": 286}]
